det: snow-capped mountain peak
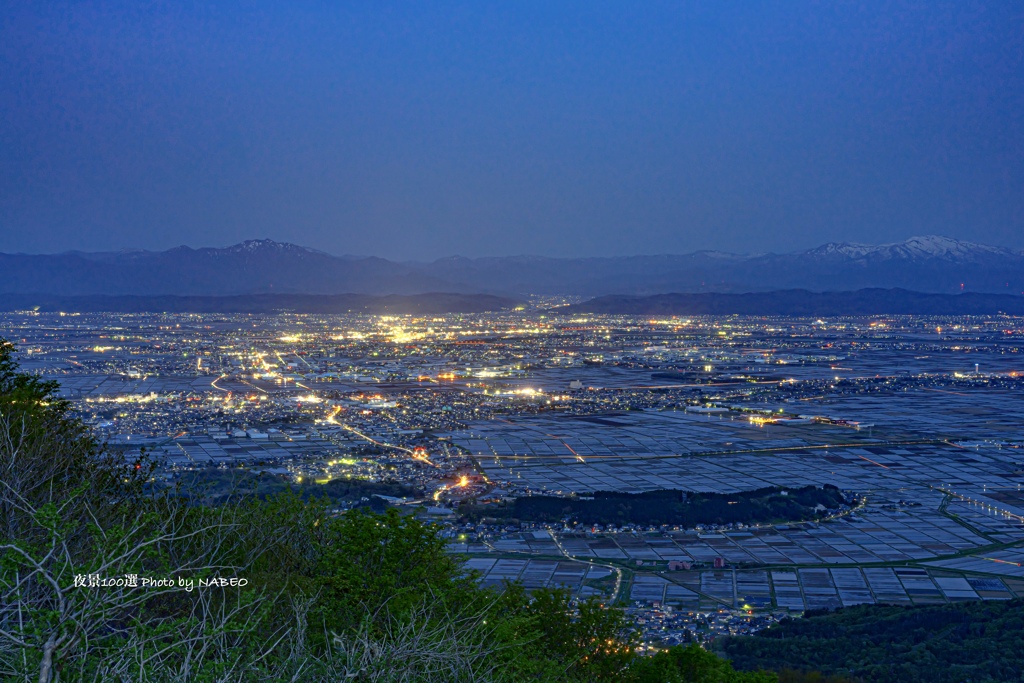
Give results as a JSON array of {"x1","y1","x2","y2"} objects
[
  {"x1": 219, "y1": 239, "x2": 327, "y2": 256},
  {"x1": 890, "y1": 235, "x2": 998, "y2": 259},
  {"x1": 805, "y1": 242, "x2": 878, "y2": 258},
  {"x1": 805, "y1": 235, "x2": 1013, "y2": 262}
]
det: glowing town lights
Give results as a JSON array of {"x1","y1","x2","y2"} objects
[
  {"x1": 458, "y1": 475, "x2": 470, "y2": 487},
  {"x1": 279, "y1": 335, "x2": 302, "y2": 343},
  {"x1": 389, "y1": 327, "x2": 424, "y2": 343},
  {"x1": 86, "y1": 393, "x2": 160, "y2": 404},
  {"x1": 295, "y1": 394, "x2": 321, "y2": 403}
]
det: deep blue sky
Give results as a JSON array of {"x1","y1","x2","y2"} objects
[{"x1": 2, "y1": 1, "x2": 1022, "y2": 259}]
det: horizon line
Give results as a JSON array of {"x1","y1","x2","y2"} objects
[{"x1": 2, "y1": 233, "x2": 1023, "y2": 260}]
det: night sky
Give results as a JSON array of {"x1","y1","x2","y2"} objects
[{"x1": 2, "y1": 1, "x2": 1022, "y2": 259}]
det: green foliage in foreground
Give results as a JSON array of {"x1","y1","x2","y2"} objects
[
  {"x1": 718, "y1": 599, "x2": 1024, "y2": 683},
  {"x1": 461, "y1": 485, "x2": 848, "y2": 527},
  {"x1": 3, "y1": 337, "x2": 783, "y2": 682},
  {"x1": 630, "y1": 644, "x2": 778, "y2": 683}
]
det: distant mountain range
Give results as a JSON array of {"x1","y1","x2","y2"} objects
[
  {"x1": 1, "y1": 235, "x2": 1022, "y2": 297},
  {"x1": 0, "y1": 240, "x2": 455, "y2": 297},
  {"x1": 424, "y1": 236, "x2": 1024, "y2": 297}
]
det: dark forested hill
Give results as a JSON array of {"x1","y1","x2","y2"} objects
[
  {"x1": 461, "y1": 486, "x2": 849, "y2": 527},
  {"x1": 567, "y1": 289, "x2": 1024, "y2": 316},
  {"x1": 718, "y1": 599, "x2": 1024, "y2": 683}
]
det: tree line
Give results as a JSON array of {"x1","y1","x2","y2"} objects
[
  {"x1": 718, "y1": 599, "x2": 1024, "y2": 682},
  {"x1": 461, "y1": 486, "x2": 849, "y2": 527}
]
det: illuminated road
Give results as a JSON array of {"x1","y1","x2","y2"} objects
[
  {"x1": 236, "y1": 377, "x2": 268, "y2": 394},
  {"x1": 274, "y1": 349, "x2": 315, "y2": 390},
  {"x1": 433, "y1": 475, "x2": 471, "y2": 501},
  {"x1": 934, "y1": 484, "x2": 1024, "y2": 524},
  {"x1": 475, "y1": 439, "x2": 946, "y2": 465},
  {"x1": 472, "y1": 532, "x2": 626, "y2": 604},
  {"x1": 496, "y1": 418, "x2": 586, "y2": 463},
  {"x1": 546, "y1": 528, "x2": 624, "y2": 603},
  {"x1": 324, "y1": 405, "x2": 435, "y2": 466}
]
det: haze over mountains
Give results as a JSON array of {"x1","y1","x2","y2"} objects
[{"x1": 2, "y1": 235, "x2": 1023, "y2": 300}]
